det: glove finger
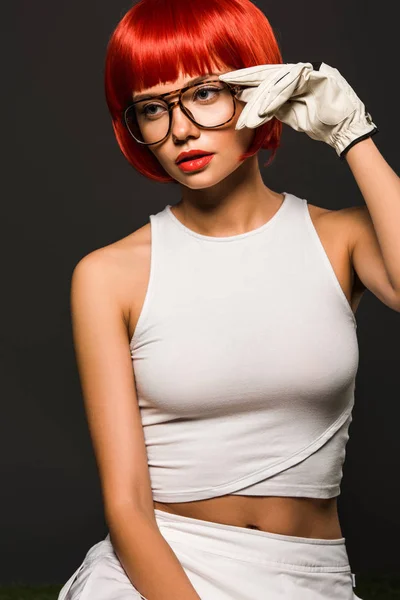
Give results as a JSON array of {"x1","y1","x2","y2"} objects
[
  {"x1": 236, "y1": 111, "x2": 272, "y2": 130},
  {"x1": 274, "y1": 103, "x2": 309, "y2": 134},
  {"x1": 236, "y1": 63, "x2": 313, "y2": 128},
  {"x1": 219, "y1": 63, "x2": 294, "y2": 87},
  {"x1": 233, "y1": 86, "x2": 263, "y2": 105},
  {"x1": 232, "y1": 64, "x2": 298, "y2": 105},
  {"x1": 256, "y1": 62, "x2": 314, "y2": 116},
  {"x1": 229, "y1": 64, "x2": 301, "y2": 129},
  {"x1": 235, "y1": 76, "x2": 290, "y2": 129}
]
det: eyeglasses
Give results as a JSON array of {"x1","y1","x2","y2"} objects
[{"x1": 122, "y1": 79, "x2": 245, "y2": 146}]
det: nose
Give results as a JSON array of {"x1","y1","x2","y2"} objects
[{"x1": 169, "y1": 101, "x2": 200, "y2": 141}]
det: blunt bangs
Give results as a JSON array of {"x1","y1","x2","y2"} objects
[{"x1": 104, "y1": 0, "x2": 284, "y2": 182}]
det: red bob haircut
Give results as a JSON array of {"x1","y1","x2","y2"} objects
[{"x1": 104, "y1": 0, "x2": 283, "y2": 183}]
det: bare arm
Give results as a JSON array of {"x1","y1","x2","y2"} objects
[
  {"x1": 71, "y1": 251, "x2": 201, "y2": 600},
  {"x1": 106, "y1": 502, "x2": 201, "y2": 600}
]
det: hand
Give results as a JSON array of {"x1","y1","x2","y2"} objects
[{"x1": 219, "y1": 61, "x2": 378, "y2": 159}]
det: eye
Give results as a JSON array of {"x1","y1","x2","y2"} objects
[
  {"x1": 140, "y1": 103, "x2": 167, "y2": 118},
  {"x1": 193, "y1": 85, "x2": 224, "y2": 102}
]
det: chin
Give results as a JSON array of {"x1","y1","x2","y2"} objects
[{"x1": 180, "y1": 170, "x2": 235, "y2": 189}]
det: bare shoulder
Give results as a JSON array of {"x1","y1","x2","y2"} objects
[
  {"x1": 306, "y1": 201, "x2": 355, "y2": 250},
  {"x1": 74, "y1": 222, "x2": 151, "y2": 326},
  {"x1": 316, "y1": 203, "x2": 371, "y2": 257},
  {"x1": 306, "y1": 201, "x2": 368, "y2": 303},
  {"x1": 306, "y1": 200, "x2": 349, "y2": 223},
  {"x1": 306, "y1": 202, "x2": 331, "y2": 221},
  {"x1": 328, "y1": 204, "x2": 371, "y2": 250}
]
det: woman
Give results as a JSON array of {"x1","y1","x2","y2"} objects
[{"x1": 57, "y1": 0, "x2": 400, "y2": 598}]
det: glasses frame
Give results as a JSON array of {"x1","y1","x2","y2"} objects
[{"x1": 122, "y1": 79, "x2": 246, "y2": 146}]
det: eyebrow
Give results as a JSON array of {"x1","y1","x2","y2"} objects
[{"x1": 132, "y1": 73, "x2": 219, "y2": 102}]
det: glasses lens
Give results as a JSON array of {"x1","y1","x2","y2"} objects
[{"x1": 125, "y1": 81, "x2": 235, "y2": 144}]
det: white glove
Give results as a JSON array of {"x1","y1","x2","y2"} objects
[{"x1": 219, "y1": 61, "x2": 378, "y2": 159}]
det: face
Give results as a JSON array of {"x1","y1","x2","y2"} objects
[{"x1": 132, "y1": 67, "x2": 255, "y2": 189}]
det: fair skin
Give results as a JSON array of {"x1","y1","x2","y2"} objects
[{"x1": 71, "y1": 65, "x2": 400, "y2": 599}]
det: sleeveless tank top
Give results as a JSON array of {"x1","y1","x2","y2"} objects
[{"x1": 130, "y1": 192, "x2": 359, "y2": 502}]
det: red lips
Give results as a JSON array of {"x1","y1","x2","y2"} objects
[{"x1": 176, "y1": 149, "x2": 214, "y2": 164}]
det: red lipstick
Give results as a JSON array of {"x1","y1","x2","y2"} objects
[
  {"x1": 175, "y1": 149, "x2": 215, "y2": 164},
  {"x1": 177, "y1": 154, "x2": 215, "y2": 172}
]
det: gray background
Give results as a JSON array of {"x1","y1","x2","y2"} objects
[{"x1": 2, "y1": 0, "x2": 399, "y2": 585}]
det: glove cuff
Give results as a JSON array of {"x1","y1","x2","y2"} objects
[
  {"x1": 339, "y1": 126, "x2": 379, "y2": 160},
  {"x1": 334, "y1": 109, "x2": 378, "y2": 158}
]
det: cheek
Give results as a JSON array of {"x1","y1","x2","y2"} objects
[
  {"x1": 148, "y1": 146, "x2": 168, "y2": 168},
  {"x1": 224, "y1": 124, "x2": 255, "y2": 154},
  {"x1": 232, "y1": 102, "x2": 255, "y2": 148},
  {"x1": 218, "y1": 104, "x2": 254, "y2": 151},
  {"x1": 238, "y1": 126, "x2": 256, "y2": 149}
]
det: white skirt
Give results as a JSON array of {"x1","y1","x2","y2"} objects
[{"x1": 57, "y1": 508, "x2": 362, "y2": 600}]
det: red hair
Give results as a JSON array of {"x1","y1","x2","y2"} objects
[{"x1": 104, "y1": 0, "x2": 283, "y2": 183}]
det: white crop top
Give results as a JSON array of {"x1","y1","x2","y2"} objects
[{"x1": 130, "y1": 192, "x2": 359, "y2": 502}]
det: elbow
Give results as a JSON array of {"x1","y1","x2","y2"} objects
[{"x1": 105, "y1": 497, "x2": 157, "y2": 530}]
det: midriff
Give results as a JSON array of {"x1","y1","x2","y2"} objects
[{"x1": 153, "y1": 495, "x2": 342, "y2": 539}]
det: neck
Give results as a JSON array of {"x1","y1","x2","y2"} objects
[{"x1": 176, "y1": 155, "x2": 282, "y2": 237}]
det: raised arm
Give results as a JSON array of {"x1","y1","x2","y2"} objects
[{"x1": 70, "y1": 250, "x2": 201, "y2": 600}]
